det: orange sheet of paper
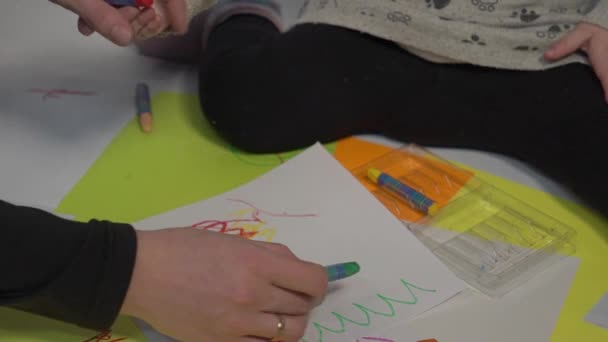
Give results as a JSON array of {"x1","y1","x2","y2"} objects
[{"x1": 335, "y1": 137, "x2": 473, "y2": 222}]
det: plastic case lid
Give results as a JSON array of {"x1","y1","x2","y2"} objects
[{"x1": 350, "y1": 144, "x2": 576, "y2": 297}]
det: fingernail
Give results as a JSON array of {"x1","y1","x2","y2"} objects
[{"x1": 111, "y1": 25, "x2": 132, "y2": 45}]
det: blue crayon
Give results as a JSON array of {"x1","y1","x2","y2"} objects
[
  {"x1": 367, "y1": 168, "x2": 438, "y2": 215},
  {"x1": 136, "y1": 83, "x2": 153, "y2": 133}
]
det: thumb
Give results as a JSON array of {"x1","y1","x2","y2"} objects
[
  {"x1": 587, "y1": 39, "x2": 608, "y2": 103},
  {"x1": 68, "y1": 0, "x2": 134, "y2": 45}
]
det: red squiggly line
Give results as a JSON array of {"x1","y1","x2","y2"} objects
[
  {"x1": 191, "y1": 199, "x2": 315, "y2": 239},
  {"x1": 192, "y1": 218, "x2": 260, "y2": 238},
  {"x1": 28, "y1": 88, "x2": 97, "y2": 100},
  {"x1": 82, "y1": 330, "x2": 126, "y2": 342}
]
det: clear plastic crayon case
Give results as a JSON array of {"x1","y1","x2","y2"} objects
[{"x1": 350, "y1": 144, "x2": 577, "y2": 297}]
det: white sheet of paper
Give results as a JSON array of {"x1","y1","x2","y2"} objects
[
  {"x1": 0, "y1": 77, "x2": 134, "y2": 209},
  {"x1": 586, "y1": 292, "x2": 608, "y2": 330},
  {"x1": 405, "y1": 256, "x2": 580, "y2": 342},
  {"x1": 133, "y1": 253, "x2": 580, "y2": 342},
  {"x1": 134, "y1": 143, "x2": 467, "y2": 342},
  {"x1": 133, "y1": 319, "x2": 418, "y2": 342}
]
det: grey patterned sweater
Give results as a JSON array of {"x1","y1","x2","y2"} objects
[
  {"x1": 183, "y1": 0, "x2": 607, "y2": 70},
  {"x1": 295, "y1": 0, "x2": 608, "y2": 69}
]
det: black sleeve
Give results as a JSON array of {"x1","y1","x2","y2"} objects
[{"x1": 0, "y1": 200, "x2": 137, "y2": 330}]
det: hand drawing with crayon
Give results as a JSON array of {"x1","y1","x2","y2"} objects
[
  {"x1": 133, "y1": 145, "x2": 467, "y2": 342},
  {"x1": 182, "y1": 199, "x2": 438, "y2": 342}
]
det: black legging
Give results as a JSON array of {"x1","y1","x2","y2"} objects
[{"x1": 199, "y1": 15, "x2": 608, "y2": 218}]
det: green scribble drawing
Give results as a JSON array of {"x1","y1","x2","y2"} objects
[{"x1": 301, "y1": 280, "x2": 437, "y2": 342}]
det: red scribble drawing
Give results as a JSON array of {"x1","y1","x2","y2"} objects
[
  {"x1": 191, "y1": 199, "x2": 316, "y2": 242},
  {"x1": 82, "y1": 330, "x2": 127, "y2": 342},
  {"x1": 28, "y1": 88, "x2": 97, "y2": 100}
]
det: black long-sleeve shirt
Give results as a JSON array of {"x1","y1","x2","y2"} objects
[{"x1": 0, "y1": 200, "x2": 137, "y2": 330}]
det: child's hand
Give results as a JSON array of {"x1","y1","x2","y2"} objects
[{"x1": 545, "y1": 22, "x2": 608, "y2": 103}]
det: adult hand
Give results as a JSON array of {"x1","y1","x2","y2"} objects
[
  {"x1": 121, "y1": 228, "x2": 328, "y2": 342},
  {"x1": 545, "y1": 22, "x2": 608, "y2": 103},
  {"x1": 49, "y1": 0, "x2": 187, "y2": 45}
]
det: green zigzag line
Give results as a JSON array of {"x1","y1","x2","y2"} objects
[{"x1": 301, "y1": 279, "x2": 437, "y2": 342}]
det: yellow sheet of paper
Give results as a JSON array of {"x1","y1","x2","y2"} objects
[
  {"x1": 0, "y1": 308, "x2": 145, "y2": 342},
  {"x1": 56, "y1": 92, "x2": 335, "y2": 222}
]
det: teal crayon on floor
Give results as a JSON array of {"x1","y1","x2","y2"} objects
[{"x1": 325, "y1": 262, "x2": 360, "y2": 282}]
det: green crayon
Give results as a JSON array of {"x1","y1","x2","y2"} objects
[{"x1": 325, "y1": 262, "x2": 361, "y2": 282}]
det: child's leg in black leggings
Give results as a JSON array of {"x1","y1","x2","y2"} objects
[{"x1": 199, "y1": 16, "x2": 608, "y2": 217}]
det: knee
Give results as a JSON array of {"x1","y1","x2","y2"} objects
[
  {"x1": 198, "y1": 66, "x2": 290, "y2": 153},
  {"x1": 204, "y1": 106, "x2": 284, "y2": 154},
  {"x1": 197, "y1": 24, "x2": 349, "y2": 153}
]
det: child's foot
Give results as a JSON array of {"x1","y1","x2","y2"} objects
[{"x1": 135, "y1": 0, "x2": 283, "y2": 64}]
